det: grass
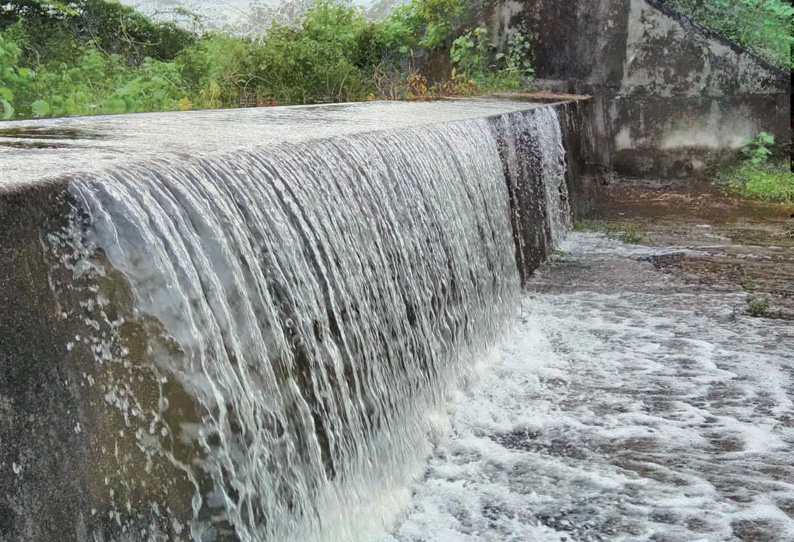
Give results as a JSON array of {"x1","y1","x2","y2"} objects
[
  {"x1": 573, "y1": 220, "x2": 644, "y2": 244},
  {"x1": 658, "y1": 0, "x2": 793, "y2": 69},
  {"x1": 746, "y1": 296, "x2": 771, "y2": 317},
  {"x1": 719, "y1": 160, "x2": 794, "y2": 203}
]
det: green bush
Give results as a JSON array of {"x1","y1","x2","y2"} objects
[
  {"x1": 2, "y1": 32, "x2": 189, "y2": 118},
  {"x1": 451, "y1": 29, "x2": 534, "y2": 89},
  {"x1": 659, "y1": 0, "x2": 793, "y2": 69},
  {"x1": 0, "y1": 32, "x2": 34, "y2": 119},
  {"x1": 378, "y1": 0, "x2": 466, "y2": 51},
  {"x1": 742, "y1": 131, "x2": 776, "y2": 165},
  {"x1": 0, "y1": 0, "x2": 536, "y2": 119},
  {"x1": 572, "y1": 220, "x2": 644, "y2": 243},
  {"x1": 747, "y1": 296, "x2": 771, "y2": 317},
  {"x1": 1, "y1": 1, "x2": 196, "y2": 65},
  {"x1": 247, "y1": 1, "x2": 374, "y2": 104},
  {"x1": 719, "y1": 132, "x2": 794, "y2": 202},
  {"x1": 177, "y1": 33, "x2": 252, "y2": 108}
]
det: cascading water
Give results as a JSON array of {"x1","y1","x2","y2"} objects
[
  {"x1": 533, "y1": 109, "x2": 573, "y2": 248},
  {"x1": 488, "y1": 106, "x2": 572, "y2": 286},
  {"x1": 0, "y1": 101, "x2": 574, "y2": 542}
]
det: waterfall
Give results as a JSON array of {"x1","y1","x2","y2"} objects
[
  {"x1": 43, "y1": 104, "x2": 571, "y2": 541},
  {"x1": 534, "y1": 108, "x2": 573, "y2": 248}
]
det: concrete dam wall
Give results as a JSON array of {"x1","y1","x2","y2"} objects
[
  {"x1": 0, "y1": 99, "x2": 594, "y2": 542},
  {"x1": 485, "y1": 0, "x2": 791, "y2": 177}
]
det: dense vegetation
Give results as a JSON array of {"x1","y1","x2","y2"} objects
[
  {"x1": 658, "y1": 0, "x2": 793, "y2": 68},
  {"x1": 718, "y1": 133, "x2": 794, "y2": 202},
  {"x1": 0, "y1": 0, "x2": 534, "y2": 119}
]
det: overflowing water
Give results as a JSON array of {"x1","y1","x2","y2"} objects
[
  {"x1": 15, "y1": 101, "x2": 576, "y2": 541},
  {"x1": 385, "y1": 233, "x2": 794, "y2": 542},
  {"x1": 0, "y1": 100, "x2": 550, "y2": 189}
]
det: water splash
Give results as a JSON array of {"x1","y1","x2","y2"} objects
[
  {"x1": 62, "y1": 107, "x2": 570, "y2": 540},
  {"x1": 385, "y1": 233, "x2": 794, "y2": 542}
]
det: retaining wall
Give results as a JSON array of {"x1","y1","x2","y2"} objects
[{"x1": 486, "y1": 0, "x2": 791, "y2": 177}]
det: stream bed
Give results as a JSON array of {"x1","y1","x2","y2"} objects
[{"x1": 384, "y1": 231, "x2": 794, "y2": 542}]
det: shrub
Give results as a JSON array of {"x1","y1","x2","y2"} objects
[
  {"x1": 719, "y1": 132, "x2": 794, "y2": 203},
  {"x1": 0, "y1": 32, "x2": 34, "y2": 119},
  {"x1": 572, "y1": 220, "x2": 644, "y2": 243},
  {"x1": 0, "y1": 0, "x2": 536, "y2": 119},
  {"x1": 378, "y1": 0, "x2": 466, "y2": 51},
  {"x1": 723, "y1": 162, "x2": 794, "y2": 202},
  {"x1": 746, "y1": 296, "x2": 771, "y2": 317},
  {"x1": 450, "y1": 29, "x2": 534, "y2": 89},
  {"x1": 249, "y1": 1, "x2": 374, "y2": 104},
  {"x1": 1, "y1": 1, "x2": 196, "y2": 67},
  {"x1": 742, "y1": 131, "x2": 776, "y2": 165},
  {"x1": 2, "y1": 34, "x2": 190, "y2": 118},
  {"x1": 178, "y1": 34, "x2": 252, "y2": 108}
]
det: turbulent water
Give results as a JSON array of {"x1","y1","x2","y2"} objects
[
  {"x1": 385, "y1": 233, "x2": 794, "y2": 542},
  {"x1": 59, "y1": 107, "x2": 572, "y2": 541}
]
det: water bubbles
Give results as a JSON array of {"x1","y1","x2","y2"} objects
[
  {"x1": 56, "y1": 101, "x2": 570, "y2": 541},
  {"x1": 387, "y1": 232, "x2": 794, "y2": 542}
]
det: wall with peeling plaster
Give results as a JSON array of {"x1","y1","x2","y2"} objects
[{"x1": 485, "y1": 0, "x2": 791, "y2": 177}]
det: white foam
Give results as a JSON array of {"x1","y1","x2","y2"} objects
[{"x1": 385, "y1": 233, "x2": 794, "y2": 542}]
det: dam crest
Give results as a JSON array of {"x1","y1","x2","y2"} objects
[{"x1": 0, "y1": 99, "x2": 591, "y2": 542}]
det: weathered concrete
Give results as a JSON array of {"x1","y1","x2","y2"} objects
[
  {"x1": 486, "y1": 0, "x2": 791, "y2": 177},
  {"x1": 1, "y1": 184, "x2": 201, "y2": 542},
  {"x1": 0, "y1": 99, "x2": 594, "y2": 541}
]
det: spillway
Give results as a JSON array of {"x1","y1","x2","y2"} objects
[{"x1": 0, "y1": 99, "x2": 592, "y2": 542}]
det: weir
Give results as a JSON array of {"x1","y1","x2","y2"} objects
[{"x1": 0, "y1": 99, "x2": 592, "y2": 542}]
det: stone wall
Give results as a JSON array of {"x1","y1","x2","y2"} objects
[{"x1": 486, "y1": 0, "x2": 791, "y2": 178}]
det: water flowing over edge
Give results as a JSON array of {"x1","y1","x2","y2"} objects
[{"x1": 45, "y1": 107, "x2": 571, "y2": 541}]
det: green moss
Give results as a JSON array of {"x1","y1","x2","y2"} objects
[{"x1": 573, "y1": 220, "x2": 644, "y2": 244}]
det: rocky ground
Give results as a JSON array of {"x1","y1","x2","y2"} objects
[{"x1": 584, "y1": 177, "x2": 794, "y2": 319}]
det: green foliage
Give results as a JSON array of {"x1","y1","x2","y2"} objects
[
  {"x1": 450, "y1": 28, "x2": 491, "y2": 81},
  {"x1": 2, "y1": 34, "x2": 188, "y2": 118},
  {"x1": 616, "y1": 228, "x2": 643, "y2": 244},
  {"x1": 245, "y1": 0, "x2": 374, "y2": 104},
  {"x1": 572, "y1": 220, "x2": 644, "y2": 243},
  {"x1": 1, "y1": 1, "x2": 196, "y2": 66},
  {"x1": 719, "y1": 132, "x2": 794, "y2": 203},
  {"x1": 742, "y1": 131, "x2": 775, "y2": 165},
  {"x1": 746, "y1": 296, "x2": 771, "y2": 317},
  {"x1": 177, "y1": 33, "x2": 252, "y2": 108},
  {"x1": 0, "y1": 32, "x2": 35, "y2": 119},
  {"x1": 450, "y1": 28, "x2": 534, "y2": 89},
  {"x1": 378, "y1": 0, "x2": 465, "y2": 51},
  {"x1": 723, "y1": 161, "x2": 794, "y2": 202},
  {"x1": 659, "y1": 0, "x2": 794, "y2": 68},
  {"x1": 503, "y1": 33, "x2": 535, "y2": 80},
  {"x1": 0, "y1": 0, "x2": 536, "y2": 119}
]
